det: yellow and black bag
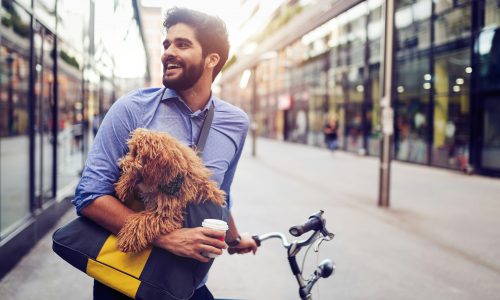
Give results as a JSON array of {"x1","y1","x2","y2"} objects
[{"x1": 52, "y1": 202, "x2": 228, "y2": 300}]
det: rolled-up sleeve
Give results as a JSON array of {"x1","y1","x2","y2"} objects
[{"x1": 72, "y1": 95, "x2": 142, "y2": 214}]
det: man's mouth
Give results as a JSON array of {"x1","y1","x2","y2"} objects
[{"x1": 166, "y1": 63, "x2": 182, "y2": 71}]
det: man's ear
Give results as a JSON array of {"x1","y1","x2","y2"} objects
[{"x1": 205, "y1": 53, "x2": 220, "y2": 69}]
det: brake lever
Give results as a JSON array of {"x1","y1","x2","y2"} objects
[
  {"x1": 314, "y1": 230, "x2": 334, "y2": 252},
  {"x1": 321, "y1": 228, "x2": 335, "y2": 240}
]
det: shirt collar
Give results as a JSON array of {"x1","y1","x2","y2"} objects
[{"x1": 161, "y1": 88, "x2": 214, "y2": 115}]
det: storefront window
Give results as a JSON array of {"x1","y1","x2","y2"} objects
[
  {"x1": 57, "y1": 41, "x2": 84, "y2": 189},
  {"x1": 484, "y1": 0, "x2": 500, "y2": 29},
  {"x1": 434, "y1": 3, "x2": 471, "y2": 46},
  {"x1": 0, "y1": 1, "x2": 31, "y2": 238},
  {"x1": 395, "y1": 56, "x2": 430, "y2": 163},
  {"x1": 34, "y1": 0, "x2": 56, "y2": 30},
  {"x1": 482, "y1": 95, "x2": 500, "y2": 170},
  {"x1": 432, "y1": 49, "x2": 471, "y2": 169},
  {"x1": 345, "y1": 64, "x2": 364, "y2": 153},
  {"x1": 476, "y1": 22, "x2": 500, "y2": 171},
  {"x1": 477, "y1": 27, "x2": 500, "y2": 92},
  {"x1": 368, "y1": 64, "x2": 381, "y2": 156}
]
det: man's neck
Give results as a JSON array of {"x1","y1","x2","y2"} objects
[{"x1": 178, "y1": 88, "x2": 211, "y2": 112}]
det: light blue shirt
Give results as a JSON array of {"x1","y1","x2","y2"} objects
[{"x1": 73, "y1": 86, "x2": 248, "y2": 214}]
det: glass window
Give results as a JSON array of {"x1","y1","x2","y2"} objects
[
  {"x1": 57, "y1": 0, "x2": 86, "y2": 53},
  {"x1": 484, "y1": 0, "x2": 500, "y2": 29},
  {"x1": 432, "y1": 49, "x2": 471, "y2": 169},
  {"x1": 0, "y1": 45, "x2": 30, "y2": 237},
  {"x1": 482, "y1": 95, "x2": 500, "y2": 170},
  {"x1": 434, "y1": 4, "x2": 471, "y2": 46},
  {"x1": 57, "y1": 41, "x2": 84, "y2": 190},
  {"x1": 0, "y1": 1, "x2": 31, "y2": 238},
  {"x1": 1, "y1": 0, "x2": 31, "y2": 40},
  {"x1": 368, "y1": 64, "x2": 381, "y2": 156},
  {"x1": 368, "y1": 2, "x2": 382, "y2": 64},
  {"x1": 395, "y1": 55, "x2": 430, "y2": 163},
  {"x1": 34, "y1": 0, "x2": 56, "y2": 30},
  {"x1": 477, "y1": 28, "x2": 500, "y2": 92},
  {"x1": 434, "y1": 0, "x2": 470, "y2": 14}
]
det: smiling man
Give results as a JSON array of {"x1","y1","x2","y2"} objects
[{"x1": 73, "y1": 7, "x2": 257, "y2": 300}]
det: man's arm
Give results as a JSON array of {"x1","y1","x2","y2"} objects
[
  {"x1": 82, "y1": 196, "x2": 227, "y2": 263},
  {"x1": 81, "y1": 195, "x2": 134, "y2": 235},
  {"x1": 226, "y1": 212, "x2": 258, "y2": 255}
]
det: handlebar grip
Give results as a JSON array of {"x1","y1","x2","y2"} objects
[
  {"x1": 252, "y1": 235, "x2": 261, "y2": 247},
  {"x1": 289, "y1": 216, "x2": 322, "y2": 237}
]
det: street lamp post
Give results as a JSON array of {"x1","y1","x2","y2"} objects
[{"x1": 379, "y1": 0, "x2": 396, "y2": 207}]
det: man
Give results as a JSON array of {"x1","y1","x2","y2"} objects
[{"x1": 73, "y1": 7, "x2": 258, "y2": 300}]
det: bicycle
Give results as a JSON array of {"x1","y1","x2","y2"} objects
[{"x1": 250, "y1": 210, "x2": 335, "y2": 300}]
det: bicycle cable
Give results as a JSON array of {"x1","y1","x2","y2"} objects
[
  {"x1": 300, "y1": 241, "x2": 315, "y2": 273},
  {"x1": 316, "y1": 247, "x2": 321, "y2": 300}
]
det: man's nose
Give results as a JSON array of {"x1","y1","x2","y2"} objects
[{"x1": 163, "y1": 44, "x2": 177, "y2": 57}]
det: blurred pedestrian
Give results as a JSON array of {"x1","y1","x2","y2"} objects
[
  {"x1": 72, "y1": 7, "x2": 257, "y2": 300},
  {"x1": 91, "y1": 113, "x2": 100, "y2": 137},
  {"x1": 71, "y1": 115, "x2": 83, "y2": 154},
  {"x1": 324, "y1": 117, "x2": 338, "y2": 151}
]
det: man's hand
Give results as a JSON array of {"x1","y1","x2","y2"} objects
[
  {"x1": 154, "y1": 227, "x2": 227, "y2": 263},
  {"x1": 228, "y1": 233, "x2": 258, "y2": 255}
]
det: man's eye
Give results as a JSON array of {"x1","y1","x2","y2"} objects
[{"x1": 177, "y1": 42, "x2": 189, "y2": 48}]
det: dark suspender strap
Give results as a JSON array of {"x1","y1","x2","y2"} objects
[{"x1": 195, "y1": 101, "x2": 214, "y2": 156}]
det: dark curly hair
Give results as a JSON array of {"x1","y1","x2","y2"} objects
[{"x1": 163, "y1": 7, "x2": 229, "y2": 81}]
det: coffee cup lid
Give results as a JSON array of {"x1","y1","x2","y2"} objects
[{"x1": 202, "y1": 219, "x2": 228, "y2": 231}]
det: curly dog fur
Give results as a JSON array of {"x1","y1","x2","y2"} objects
[{"x1": 115, "y1": 128, "x2": 226, "y2": 253}]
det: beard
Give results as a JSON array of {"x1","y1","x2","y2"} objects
[{"x1": 163, "y1": 58, "x2": 205, "y2": 91}]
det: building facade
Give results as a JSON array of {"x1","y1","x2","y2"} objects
[
  {"x1": 220, "y1": 0, "x2": 500, "y2": 177},
  {"x1": 0, "y1": 0, "x2": 149, "y2": 278}
]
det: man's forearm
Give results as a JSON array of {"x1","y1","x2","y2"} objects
[
  {"x1": 81, "y1": 195, "x2": 135, "y2": 235},
  {"x1": 226, "y1": 212, "x2": 240, "y2": 242}
]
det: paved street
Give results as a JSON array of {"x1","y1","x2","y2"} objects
[{"x1": 1, "y1": 138, "x2": 500, "y2": 299}]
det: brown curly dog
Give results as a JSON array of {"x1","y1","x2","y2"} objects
[{"x1": 115, "y1": 128, "x2": 226, "y2": 253}]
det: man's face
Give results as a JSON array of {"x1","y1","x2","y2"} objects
[{"x1": 161, "y1": 23, "x2": 205, "y2": 91}]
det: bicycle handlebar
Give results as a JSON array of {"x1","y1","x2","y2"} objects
[
  {"x1": 289, "y1": 211, "x2": 324, "y2": 237},
  {"x1": 252, "y1": 210, "x2": 334, "y2": 250}
]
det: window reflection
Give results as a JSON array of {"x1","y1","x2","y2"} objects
[
  {"x1": 57, "y1": 41, "x2": 84, "y2": 189},
  {"x1": 395, "y1": 56, "x2": 430, "y2": 163},
  {"x1": 434, "y1": 4, "x2": 471, "y2": 46},
  {"x1": 0, "y1": 1, "x2": 31, "y2": 237},
  {"x1": 432, "y1": 49, "x2": 471, "y2": 169},
  {"x1": 482, "y1": 95, "x2": 500, "y2": 169},
  {"x1": 484, "y1": 0, "x2": 500, "y2": 28},
  {"x1": 477, "y1": 28, "x2": 500, "y2": 91}
]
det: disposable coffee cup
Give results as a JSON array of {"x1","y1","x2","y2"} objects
[{"x1": 202, "y1": 219, "x2": 228, "y2": 258}]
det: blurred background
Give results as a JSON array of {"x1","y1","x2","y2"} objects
[{"x1": 0, "y1": 0, "x2": 500, "y2": 299}]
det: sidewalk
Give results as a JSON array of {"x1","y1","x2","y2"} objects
[{"x1": 1, "y1": 138, "x2": 500, "y2": 299}]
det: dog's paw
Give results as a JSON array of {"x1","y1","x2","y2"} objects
[
  {"x1": 117, "y1": 232, "x2": 149, "y2": 253},
  {"x1": 117, "y1": 216, "x2": 151, "y2": 253}
]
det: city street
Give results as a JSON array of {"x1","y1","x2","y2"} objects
[{"x1": 1, "y1": 138, "x2": 500, "y2": 299}]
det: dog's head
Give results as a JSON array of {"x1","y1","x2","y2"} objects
[{"x1": 124, "y1": 128, "x2": 190, "y2": 189}]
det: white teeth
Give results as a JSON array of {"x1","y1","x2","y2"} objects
[{"x1": 167, "y1": 63, "x2": 181, "y2": 70}]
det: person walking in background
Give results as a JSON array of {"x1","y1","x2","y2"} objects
[
  {"x1": 324, "y1": 117, "x2": 338, "y2": 151},
  {"x1": 91, "y1": 113, "x2": 101, "y2": 137},
  {"x1": 72, "y1": 7, "x2": 257, "y2": 300}
]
